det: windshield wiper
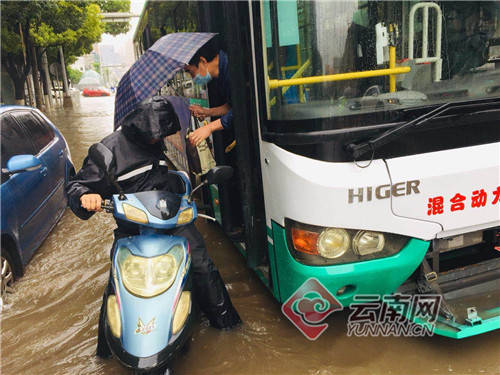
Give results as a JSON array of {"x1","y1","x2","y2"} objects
[
  {"x1": 345, "y1": 102, "x2": 450, "y2": 159},
  {"x1": 345, "y1": 97, "x2": 500, "y2": 159}
]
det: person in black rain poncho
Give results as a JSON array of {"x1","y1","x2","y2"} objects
[{"x1": 66, "y1": 96, "x2": 241, "y2": 358}]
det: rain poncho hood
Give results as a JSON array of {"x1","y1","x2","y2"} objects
[{"x1": 120, "y1": 96, "x2": 181, "y2": 144}]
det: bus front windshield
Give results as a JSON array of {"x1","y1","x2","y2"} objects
[{"x1": 262, "y1": 1, "x2": 500, "y2": 122}]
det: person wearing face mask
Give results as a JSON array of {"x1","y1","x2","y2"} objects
[
  {"x1": 184, "y1": 37, "x2": 232, "y2": 147},
  {"x1": 185, "y1": 37, "x2": 244, "y2": 239}
]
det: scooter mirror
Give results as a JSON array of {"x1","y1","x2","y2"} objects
[
  {"x1": 205, "y1": 166, "x2": 233, "y2": 185},
  {"x1": 89, "y1": 143, "x2": 116, "y2": 178}
]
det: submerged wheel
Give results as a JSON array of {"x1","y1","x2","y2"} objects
[{"x1": 1, "y1": 251, "x2": 15, "y2": 307}]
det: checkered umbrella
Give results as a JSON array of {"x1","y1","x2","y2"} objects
[{"x1": 114, "y1": 32, "x2": 217, "y2": 128}]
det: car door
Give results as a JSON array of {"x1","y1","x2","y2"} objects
[
  {"x1": 31, "y1": 111, "x2": 67, "y2": 213},
  {"x1": 9, "y1": 111, "x2": 62, "y2": 259},
  {"x1": 1, "y1": 113, "x2": 47, "y2": 260}
]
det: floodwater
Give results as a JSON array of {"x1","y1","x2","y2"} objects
[{"x1": 1, "y1": 96, "x2": 499, "y2": 375}]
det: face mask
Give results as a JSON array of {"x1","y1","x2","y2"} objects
[{"x1": 193, "y1": 71, "x2": 212, "y2": 86}]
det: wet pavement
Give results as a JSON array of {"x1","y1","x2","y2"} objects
[{"x1": 1, "y1": 96, "x2": 499, "y2": 375}]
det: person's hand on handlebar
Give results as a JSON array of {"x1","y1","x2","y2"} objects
[{"x1": 80, "y1": 193, "x2": 103, "y2": 212}]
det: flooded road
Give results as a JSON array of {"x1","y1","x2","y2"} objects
[{"x1": 2, "y1": 96, "x2": 499, "y2": 375}]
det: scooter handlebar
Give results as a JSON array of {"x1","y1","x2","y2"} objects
[{"x1": 101, "y1": 199, "x2": 114, "y2": 213}]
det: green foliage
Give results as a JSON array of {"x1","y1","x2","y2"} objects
[
  {"x1": 92, "y1": 62, "x2": 101, "y2": 74},
  {"x1": 2, "y1": 1, "x2": 130, "y2": 65},
  {"x1": 97, "y1": 0, "x2": 130, "y2": 14},
  {"x1": 1, "y1": 1, "x2": 54, "y2": 30},
  {"x1": 31, "y1": 2, "x2": 103, "y2": 52},
  {"x1": 105, "y1": 21, "x2": 130, "y2": 36},
  {"x1": 1, "y1": 25, "x2": 22, "y2": 55},
  {"x1": 0, "y1": 0, "x2": 131, "y2": 99},
  {"x1": 67, "y1": 66, "x2": 83, "y2": 83},
  {"x1": 1, "y1": 1, "x2": 54, "y2": 54},
  {"x1": 95, "y1": 0, "x2": 131, "y2": 35}
]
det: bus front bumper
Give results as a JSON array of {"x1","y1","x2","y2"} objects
[{"x1": 270, "y1": 222, "x2": 500, "y2": 338}]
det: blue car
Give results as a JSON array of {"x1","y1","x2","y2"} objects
[{"x1": 1, "y1": 106, "x2": 74, "y2": 305}]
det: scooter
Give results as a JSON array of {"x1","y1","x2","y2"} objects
[{"x1": 88, "y1": 143, "x2": 232, "y2": 374}]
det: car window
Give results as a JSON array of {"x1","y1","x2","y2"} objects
[
  {"x1": 13, "y1": 111, "x2": 55, "y2": 154},
  {"x1": 1, "y1": 114, "x2": 35, "y2": 169}
]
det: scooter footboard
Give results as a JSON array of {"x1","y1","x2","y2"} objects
[{"x1": 104, "y1": 275, "x2": 195, "y2": 370}]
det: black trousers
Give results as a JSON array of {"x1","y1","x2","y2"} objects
[{"x1": 96, "y1": 223, "x2": 241, "y2": 358}]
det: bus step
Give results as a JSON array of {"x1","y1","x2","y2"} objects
[{"x1": 256, "y1": 265, "x2": 269, "y2": 279}]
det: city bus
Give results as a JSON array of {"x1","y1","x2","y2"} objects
[{"x1": 134, "y1": 0, "x2": 500, "y2": 338}]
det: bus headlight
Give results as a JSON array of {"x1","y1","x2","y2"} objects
[
  {"x1": 117, "y1": 246, "x2": 184, "y2": 297},
  {"x1": 317, "y1": 228, "x2": 350, "y2": 259},
  {"x1": 286, "y1": 219, "x2": 408, "y2": 265},
  {"x1": 353, "y1": 231, "x2": 385, "y2": 256}
]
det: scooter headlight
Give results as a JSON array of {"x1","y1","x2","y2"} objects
[{"x1": 117, "y1": 246, "x2": 184, "y2": 297}]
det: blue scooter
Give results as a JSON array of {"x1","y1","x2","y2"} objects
[{"x1": 89, "y1": 143, "x2": 232, "y2": 374}]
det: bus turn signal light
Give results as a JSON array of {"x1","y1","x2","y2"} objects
[{"x1": 291, "y1": 227, "x2": 319, "y2": 255}]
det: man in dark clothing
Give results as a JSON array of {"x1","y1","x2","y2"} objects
[
  {"x1": 184, "y1": 38, "x2": 233, "y2": 147},
  {"x1": 66, "y1": 96, "x2": 241, "y2": 358},
  {"x1": 184, "y1": 39, "x2": 244, "y2": 237}
]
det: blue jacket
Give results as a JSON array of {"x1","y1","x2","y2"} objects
[{"x1": 216, "y1": 50, "x2": 233, "y2": 130}]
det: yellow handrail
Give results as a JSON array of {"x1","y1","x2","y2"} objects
[
  {"x1": 270, "y1": 58, "x2": 312, "y2": 107},
  {"x1": 281, "y1": 59, "x2": 311, "y2": 93},
  {"x1": 389, "y1": 24, "x2": 396, "y2": 93},
  {"x1": 389, "y1": 47, "x2": 397, "y2": 92},
  {"x1": 268, "y1": 66, "x2": 411, "y2": 89}
]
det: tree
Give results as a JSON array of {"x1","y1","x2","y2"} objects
[
  {"x1": 1, "y1": 1, "x2": 130, "y2": 104},
  {"x1": 95, "y1": 0, "x2": 131, "y2": 36},
  {"x1": 32, "y1": 2, "x2": 103, "y2": 62},
  {"x1": 1, "y1": 1, "x2": 55, "y2": 102},
  {"x1": 1, "y1": 22, "x2": 30, "y2": 102},
  {"x1": 92, "y1": 62, "x2": 101, "y2": 74},
  {"x1": 67, "y1": 67, "x2": 83, "y2": 85}
]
